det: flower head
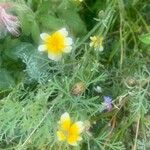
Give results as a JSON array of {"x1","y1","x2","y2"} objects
[
  {"x1": 90, "y1": 36, "x2": 103, "y2": 51},
  {"x1": 38, "y1": 28, "x2": 73, "y2": 61},
  {"x1": 0, "y1": 4, "x2": 20, "y2": 36},
  {"x1": 57, "y1": 112, "x2": 84, "y2": 146},
  {"x1": 71, "y1": 82, "x2": 86, "y2": 96},
  {"x1": 103, "y1": 96, "x2": 113, "y2": 111}
]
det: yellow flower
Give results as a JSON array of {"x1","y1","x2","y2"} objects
[
  {"x1": 90, "y1": 36, "x2": 104, "y2": 51},
  {"x1": 38, "y1": 28, "x2": 73, "y2": 61},
  {"x1": 57, "y1": 112, "x2": 84, "y2": 146}
]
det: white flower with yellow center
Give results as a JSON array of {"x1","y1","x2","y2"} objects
[
  {"x1": 90, "y1": 36, "x2": 104, "y2": 51},
  {"x1": 57, "y1": 112, "x2": 84, "y2": 146},
  {"x1": 38, "y1": 28, "x2": 73, "y2": 61}
]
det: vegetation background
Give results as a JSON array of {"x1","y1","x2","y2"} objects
[{"x1": 0, "y1": 0, "x2": 150, "y2": 149}]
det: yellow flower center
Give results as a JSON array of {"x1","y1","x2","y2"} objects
[
  {"x1": 46, "y1": 31, "x2": 66, "y2": 54},
  {"x1": 93, "y1": 37, "x2": 103, "y2": 48},
  {"x1": 63, "y1": 123, "x2": 80, "y2": 138}
]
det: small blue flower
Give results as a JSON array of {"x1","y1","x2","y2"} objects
[{"x1": 103, "y1": 96, "x2": 113, "y2": 111}]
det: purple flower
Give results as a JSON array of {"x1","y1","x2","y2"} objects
[{"x1": 103, "y1": 96, "x2": 113, "y2": 111}]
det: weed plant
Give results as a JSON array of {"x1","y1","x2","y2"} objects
[{"x1": 0, "y1": 0, "x2": 150, "y2": 150}]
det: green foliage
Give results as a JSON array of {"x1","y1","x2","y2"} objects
[
  {"x1": 0, "y1": 0, "x2": 150, "y2": 150},
  {"x1": 39, "y1": 14, "x2": 65, "y2": 31},
  {"x1": 139, "y1": 33, "x2": 150, "y2": 45},
  {"x1": 0, "y1": 68, "x2": 15, "y2": 90}
]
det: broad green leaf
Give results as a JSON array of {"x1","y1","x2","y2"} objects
[
  {"x1": 18, "y1": 9, "x2": 35, "y2": 36},
  {"x1": 40, "y1": 15, "x2": 65, "y2": 31},
  {"x1": 20, "y1": 14, "x2": 33, "y2": 36},
  {"x1": 139, "y1": 33, "x2": 150, "y2": 45},
  {"x1": 58, "y1": 9, "x2": 87, "y2": 35},
  {"x1": 31, "y1": 21, "x2": 40, "y2": 44},
  {"x1": 4, "y1": 37, "x2": 21, "y2": 60}
]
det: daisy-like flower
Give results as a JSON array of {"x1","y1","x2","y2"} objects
[
  {"x1": 90, "y1": 36, "x2": 104, "y2": 51},
  {"x1": 57, "y1": 112, "x2": 84, "y2": 146},
  {"x1": 0, "y1": 4, "x2": 20, "y2": 36},
  {"x1": 38, "y1": 28, "x2": 73, "y2": 61}
]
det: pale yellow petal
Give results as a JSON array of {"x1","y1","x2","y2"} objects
[
  {"x1": 78, "y1": 136, "x2": 82, "y2": 141},
  {"x1": 63, "y1": 46, "x2": 72, "y2": 53},
  {"x1": 40, "y1": 33, "x2": 50, "y2": 41},
  {"x1": 59, "y1": 28, "x2": 68, "y2": 37},
  {"x1": 67, "y1": 135, "x2": 81, "y2": 146},
  {"x1": 90, "y1": 36, "x2": 93, "y2": 40},
  {"x1": 90, "y1": 42, "x2": 94, "y2": 47},
  {"x1": 38, "y1": 45, "x2": 47, "y2": 52},
  {"x1": 60, "y1": 112, "x2": 71, "y2": 131},
  {"x1": 48, "y1": 52, "x2": 62, "y2": 61},
  {"x1": 90, "y1": 36, "x2": 96, "y2": 41},
  {"x1": 65, "y1": 37, "x2": 73, "y2": 45},
  {"x1": 57, "y1": 131, "x2": 66, "y2": 141},
  {"x1": 99, "y1": 46, "x2": 104, "y2": 52}
]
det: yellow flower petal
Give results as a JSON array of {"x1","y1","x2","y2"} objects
[
  {"x1": 57, "y1": 131, "x2": 66, "y2": 141},
  {"x1": 69, "y1": 121, "x2": 84, "y2": 135},
  {"x1": 67, "y1": 134, "x2": 81, "y2": 146},
  {"x1": 60, "y1": 112, "x2": 71, "y2": 131}
]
